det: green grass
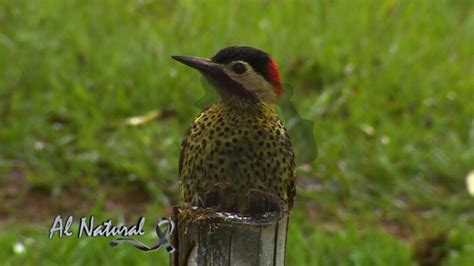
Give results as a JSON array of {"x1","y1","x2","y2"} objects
[{"x1": 1, "y1": 0, "x2": 473, "y2": 265}]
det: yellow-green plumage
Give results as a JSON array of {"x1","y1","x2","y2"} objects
[{"x1": 179, "y1": 96, "x2": 296, "y2": 210}]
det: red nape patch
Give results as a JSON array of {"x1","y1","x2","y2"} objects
[{"x1": 267, "y1": 58, "x2": 283, "y2": 96}]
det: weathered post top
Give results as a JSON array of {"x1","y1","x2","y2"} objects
[{"x1": 171, "y1": 206, "x2": 289, "y2": 266}]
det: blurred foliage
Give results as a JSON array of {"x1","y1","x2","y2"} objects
[{"x1": 0, "y1": 0, "x2": 473, "y2": 265}]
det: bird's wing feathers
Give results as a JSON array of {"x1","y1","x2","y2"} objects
[
  {"x1": 284, "y1": 128, "x2": 297, "y2": 209},
  {"x1": 287, "y1": 170, "x2": 296, "y2": 209},
  {"x1": 178, "y1": 126, "x2": 192, "y2": 178},
  {"x1": 179, "y1": 106, "x2": 212, "y2": 178}
]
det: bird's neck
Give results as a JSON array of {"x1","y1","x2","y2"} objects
[
  {"x1": 218, "y1": 89, "x2": 277, "y2": 113},
  {"x1": 218, "y1": 93, "x2": 265, "y2": 113}
]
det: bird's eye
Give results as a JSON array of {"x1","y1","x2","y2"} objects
[{"x1": 231, "y1": 63, "x2": 247, "y2": 74}]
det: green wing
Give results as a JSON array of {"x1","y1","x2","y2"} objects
[{"x1": 178, "y1": 127, "x2": 192, "y2": 178}]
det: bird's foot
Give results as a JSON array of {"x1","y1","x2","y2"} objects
[
  {"x1": 243, "y1": 189, "x2": 287, "y2": 219},
  {"x1": 201, "y1": 182, "x2": 237, "y2": 212}
]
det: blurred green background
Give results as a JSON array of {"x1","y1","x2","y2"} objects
[{"x1": 1, "y1": 0, "x2": 473, "y2": 265}]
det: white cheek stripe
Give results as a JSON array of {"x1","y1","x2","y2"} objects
[{"x1": 223, "y1": 64, "x2": 277, "y2": 103}]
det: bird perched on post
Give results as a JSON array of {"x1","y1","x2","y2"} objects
[{"x1": 172, "y1": 46, "x2": 295, "y2": 214}]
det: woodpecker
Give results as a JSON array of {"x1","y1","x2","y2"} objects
[{"x1": 172, "y1": 46, "x2": 295, "y2": 213}]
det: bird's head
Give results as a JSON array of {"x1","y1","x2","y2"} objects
[{"x1": 172, "y1": 46, "x2": 283, "y2": 104}]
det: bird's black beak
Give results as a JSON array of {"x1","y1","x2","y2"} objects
[
  {"x1": 171, "y1": 54, "x2": 254, "y2": 98},
  {"x1": 171, "y1": 55, "x2": 220, "y2": 75}
]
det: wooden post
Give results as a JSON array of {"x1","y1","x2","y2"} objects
[{"x1": 170, "y1": 206, "x2": 289, "y2": 266}]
